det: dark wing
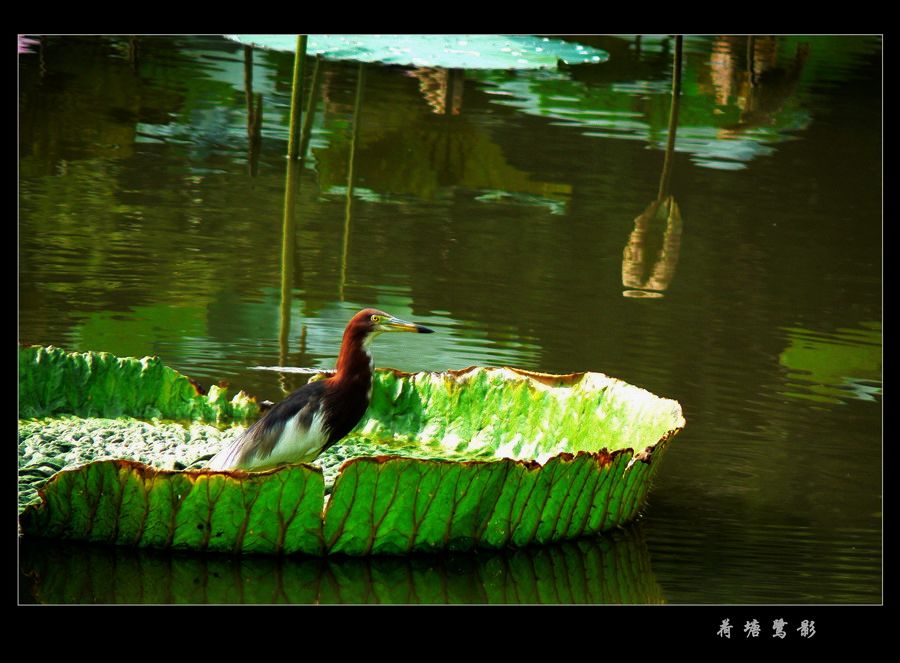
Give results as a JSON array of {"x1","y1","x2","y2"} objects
[
  {"x1": 207, "y1": 380, "x2": 328, "y2": 470},
  {"x1": 319, "y1": 382, "x2": 371, "y2": 454}
]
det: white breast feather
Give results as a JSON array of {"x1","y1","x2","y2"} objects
[
  {"x1": 261, "y1": 408, "x2": 331, "y2": 468},
  {"x1": 207, "y1": 435, "x2": 242, "y2": 471}
]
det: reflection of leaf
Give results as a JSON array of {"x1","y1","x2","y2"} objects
[
  {"x1": 72, "y1": 304, "x2": 208, "y2": 362},
  {"x1": 469, "y1": 50, "x2": 812, "y2": 171},
  {"x1": 20, "y1": 349, "x2": 685, "y2": 555},
  {"x1": 622, "y1": 196, "x2": 683, "y2": 293},
  {"x1": 779, "y1": 323, "x2": 882, "y2": 403},
  {"x1": 229, "y1": 35, "x2": 608, "y2": 70},
  {"x1": 21, "y1": 527, "x2": 663, "y2": 603},
  {"x1": 316, "y1": 112, "x2": 571, "y2": 203}
]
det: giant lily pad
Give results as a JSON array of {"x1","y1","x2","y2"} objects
[{"x1": 19, "y1": 346, "x2": 685, "y2": 555}]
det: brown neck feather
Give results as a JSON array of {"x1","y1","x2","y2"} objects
[
  {"x1": 318, "y1": 323, "x2": 374, "y2": 446},
  {"x1": 331, "y1": 325, "x2": 373, "y2": 389}
]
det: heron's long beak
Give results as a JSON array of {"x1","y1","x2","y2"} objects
[{"x1": 382, "y1": 316, "x2": 435, "y2": 334}]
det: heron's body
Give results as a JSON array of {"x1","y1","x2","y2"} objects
[{"x1": 208, "y1": 308, "x2": 432, "y2": 471}]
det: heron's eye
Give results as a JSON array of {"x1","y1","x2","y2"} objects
[{"x1": 370, "y1": 314, "x2": 380, "y2": 323}]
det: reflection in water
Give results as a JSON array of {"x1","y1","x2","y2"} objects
[
  {"x1": 622, "y1": 197, "x2": 683, "y2": 296},
  {"x1": 313, "y1": 68, "x2": 571, "y2": 207},
  {"x1": 341, "y1": 63, "x2": 365, "y2": 301},
  {"x1": 778, "y1": 322, "x2": 882, "y2": 404},
  {"x1": 126, "y1": 35, "x2": 139, "y2": 71},
  {"x1": 646, "y1": 501, "x2": 882, "y2": 603},
  {"x1": 622, "y1": 36, "x2": 683, "y2": 298},
  {"x1": 300, "y1": 55, "x2": 323, "y2": 158},
  {"x1": 406, "y1": 67, "x2": 465, "y2": 115},
  {"x1": 287, "y1": 36, "x2": 309, "y2": 160},
  {"x1": 243, "y1": 45, "x2": 263, "y2": 176},
  {"x1": 278, "y1": 50, "x2": 323, "y2": 394},
  {"x1": 708, "y1": 36, "x2": 810, "y2": 139},
  {"x1": 20, "y1": 525, "x2": 662, "y2": 604},
  {"x1": 18, "y1": 36, "x2": 882, "y2": 603},
  {"x1": 476, "y1": 35, "x2": 816, "y2": 171},
  {"x1": 253, "y1": 297, "x2": 542, "y2": 374},
  {"x1": 621, "y1": 289, "x2": 664, "y2": 299},
  {"x1": 279, "y1": 159, "x2": 300, "y2": 395},
  {"x1": 233, "y1": 34, "x2": 609, "y2": 70}
]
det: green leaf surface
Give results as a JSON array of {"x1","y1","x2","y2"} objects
[
  {"x1": 20, "y1": 460, "x2": 325, "y2": 555},
  {"x1": 19, "y1": 345, "x2": 259, "y2": 423},
  {"x1": 20, "y1": 347, "x2": 684, "y2": 555}
]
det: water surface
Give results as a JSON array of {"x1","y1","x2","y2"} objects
[{"x1": 18, "y1": 34, "x2": 881, "y2": 604}]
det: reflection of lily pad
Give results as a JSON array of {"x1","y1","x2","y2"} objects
[
  {"x1": 21, "y1": 527, "x2": 663, "y2": 603},
  {"x1": 315, "y1": 102, "x2": 572, "y2": 204},
  {"x1": 229, "y1": 35, "x2": 608, "y2": 70},
  {"x1": 19, "y1": 347, "x2": 684, "y2": 555},
  {"x1": 473, "y1": 189, "x2": 568, "y2": 215},
  {"x1": 779, "y1": 322, "x2": 882, "y2": 404}
]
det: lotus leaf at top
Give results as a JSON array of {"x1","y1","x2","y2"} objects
[{"x1": 228, "y1": 34, "x2": 609, "y2": 70}]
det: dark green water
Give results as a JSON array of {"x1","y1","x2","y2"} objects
[{"x1": 18, "y1": 35, "x2": 881, "y2": 604}]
